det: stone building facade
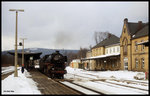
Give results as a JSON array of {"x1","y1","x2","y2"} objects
[{"x1": 120, "y1": 18, "x2": 149, "y2": 72}]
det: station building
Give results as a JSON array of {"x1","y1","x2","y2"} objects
[
  {"x1": 70, "y1": 59, "x2": 83, "y2": 69},
  {"x1": 82, "y1": 34, "x2": 121, "y2": 71},
  {"x1": 74, "y1": 18, "x2": 149, "y2": 73},
  {"x1": 120, "y1": 18, "x2": 149, "y2": 72}
]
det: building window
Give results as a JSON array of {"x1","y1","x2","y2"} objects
[
  {"x1": 117, "y1": 47, "x2": 120, "y2": 52},
  {"x1": 110, "y1": 48, "x2": 112, "y2": 54},
  {"x1": 135, "y1": 41, "x2": 138, "y2": 51},
  {"x1": 141, "y1": 58, "x2": 144, "y2": 69},
  {"x1": 123, "y1": 38, "x2": 128, "y2": 55},
  {"x1": 113, "y1": 47, "x2": 115, "y2": 53},
  {"x1": 141, "y1": 40, "x2": 145, "y2": 51},
  {"x1": 135, "y1": 58, "x2": 138, "y2": 68}
]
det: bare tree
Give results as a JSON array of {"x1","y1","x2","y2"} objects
[
  {"x1": 77, "y1": 47, "x2": 89, "y2": 59},
  {"x1": 65, "y1": 52, "x2": 78, "y2": 66},
  {"x1": 89, "y1": 45, "x2": 92, "y2": 50},
  {"x1": 94, "y1": 31, "x2": 112, "y2": 44},
  {"x1": 94, "y1": 32, "x2": 98, "y2": 44}
]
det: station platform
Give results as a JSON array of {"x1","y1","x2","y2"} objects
[{"x1": 29, "y1": 69, "x2": 81, "y2": 95}]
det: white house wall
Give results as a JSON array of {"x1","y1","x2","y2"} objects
[{"x1": 105, "y1": 45, "x2": 120, "y2": 55}]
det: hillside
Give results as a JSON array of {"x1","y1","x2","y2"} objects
[{"x1": 2, "y1": 48, "x2": 79, "y2": 58}]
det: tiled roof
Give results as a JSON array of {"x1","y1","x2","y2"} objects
[
  {"x1": 132, "y1": 24, "x2": 149, "y2": 39},
  {"x1": 92, "y1": 34, "x2": 120, "y2": 49},
  {"x1": 127, "y1": 22, "x2": 147, "y2": 35}
]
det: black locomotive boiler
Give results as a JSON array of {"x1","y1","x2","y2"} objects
[{"x1": 39, "y1": 51, "x2": 67, "y2": 79}]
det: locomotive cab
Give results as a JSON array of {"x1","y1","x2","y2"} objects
[{"x1": 63, "y1": 56, "x2": 67, "y2": 62}]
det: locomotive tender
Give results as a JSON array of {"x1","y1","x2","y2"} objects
[{"x1": 39, "y1": 51, "x2": 67, "y2": 79}]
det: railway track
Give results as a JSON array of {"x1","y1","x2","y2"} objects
[
  {"x1": 66, "y1": 73, "x2": 149, "y2": 93},
  {"x1": 29, "y1": 69, "x2": 82, "y2": 95},
  {"x1": 38, "y1": 69, "x2": 107, "y2": 95},
  {"x1": 70, "y1": 72, "x2": 149, "y2": 85},
  {"x1": 1, "y1": 71, "x2": 14, "y2": 80},
  {"x1": 82, "y1": 73, "x2": 148, "y2": 84},
  {"x1": 38, "y1": 71, "x2": 105, "y2": 95},
  {"x1": 35, "y1": 69, "x2": 148, "y2": 94},
  {"x1": 57, "y1": 80, "x2": 106, "y2": 95},
  {"x1": 93, "y1": 81, "x2": 148, "y2": 94},
  {"x1": 2, "y1": 68, "x2": 20, "y2": 80}
]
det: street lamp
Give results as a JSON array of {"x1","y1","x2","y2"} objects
[
  {"x1": 20, "y1": 38, "x2": 27, "y2": 71},
  {"x1": 9, "y1": 9, "x2": 24, "y2": 77}
]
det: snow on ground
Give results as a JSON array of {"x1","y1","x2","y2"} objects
[
  {"x1": 1, "y1": 66, "x2": 15, "y2": 75},
  {"x1": 1, "y1": 66, "x2": 148, "y2": 94},
  {"x1": 65, "y1": 66, "x2": 147, "y2": 81},
  {"x1": 2, "y1": 67, "x2": 41, "y2": 95},
  {"x1": 64, "y1": 66, "x2": 149, "y2": 94},
  {"x1": 61, "y1": 81, "x2": 99, "y2": 95},
  {"x1": 74, "y1": 81, "x2": 148, "y2": 94}
]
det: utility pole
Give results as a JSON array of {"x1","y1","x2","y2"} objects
[
  {"x1": 9, "y1": 9, "x2": 24, "y2": 77},
  {"x1": 20, "y1": 38, "x2": 27, "y2": 69}
]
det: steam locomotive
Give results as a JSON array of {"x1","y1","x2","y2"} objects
[{"x1": 39, "y1": 51, "x2": 67, "y2": 79}]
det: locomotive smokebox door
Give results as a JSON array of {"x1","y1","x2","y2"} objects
[{"x1": 64, "y1": 56, "x2": 67, "y2": 62}]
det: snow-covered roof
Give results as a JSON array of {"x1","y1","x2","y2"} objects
[
  {"x1": 81, "y1": 53, "x2": 120, "y2": 60},
  {"x1": 71, "y1": 59, "x2": 81, "y2": 63}
]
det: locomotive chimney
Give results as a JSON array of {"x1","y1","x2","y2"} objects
[{"x1": 56, "y1": 50, "x2": 59, "y2": 53}]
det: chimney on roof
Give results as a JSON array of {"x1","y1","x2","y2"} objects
[
  {"x1": 108, "y1": 33, "x2": 112, "y2": 38},
  {"x1": 124, "y1": 18, "x2": 128, "y2": 23},
  {"x1": 137, "y1": 21, "x2": 142, "y2": 31}
]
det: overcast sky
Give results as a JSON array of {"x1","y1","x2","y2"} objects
[{"x1": 2, "y1": 1, "x2": 148, "y2": 51}]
